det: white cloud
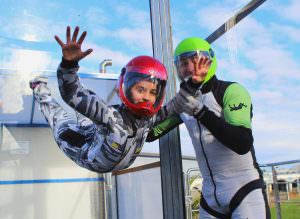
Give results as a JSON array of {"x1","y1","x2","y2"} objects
[
  {"x1": 244, "y1": 46, "x2": 300, "y2": 80},
  {"x1": 85, "y1": 7, "x2": 108, "y2": 26},
  {"x1": 80, "y1": 4, "x2": 152, "y2": 54},
  {"x1": 114, "y1": 3, "x2": 149, "y2": 26},
  {"x1": 114, "y1": 27, "x2": 152, "y2": 52},
  {"x1": 253, "y1": 111, "x2": 300, "y2": 163},
  {"x1": 270, "y1": 23, "x2": 300, "y2": 43},
  {"x1": 1, "y1": 11, "x2": 56, "y2": 42},
  {"x1": 89, "y1": 26, "x2": 152, "y2": 55},
  {"x1": 206, "y1": 14, "x2": 300, "y2": 83},
  {"x1": 82, "y1": 42, "x2": 132, "y2": 73},
  {"x1": 218, "y1": 58, "x2": 258, "y2": 81},
  {"x1": 271, "y1": 0, "x2": 300, "y2": 23},
  {"x1": 0, "y1": 49, "x2": 54, "y2": 113},
  {"x1": 2, "y1": 49, "x2": 53, "y2": 72},
  {"x1": 196, "y1": 5, "x2": 232, "y2": 31},
  {"x1": 252, "y1": 90, "x2": 284, "y2": 105},
  {"x1": 253, "y1": 112, "x2": 299, "y2": 133},
  {"x1": 251, "y1": 87, "x2": 300, "y2": 110}
]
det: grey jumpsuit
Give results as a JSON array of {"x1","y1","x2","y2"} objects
[{"x1": 33, "y1": 59, "x2": 169, "y2": 173}]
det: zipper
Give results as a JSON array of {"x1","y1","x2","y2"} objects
[{"x1": 197, "y1": 121, "x2": 221, "y2": 207}]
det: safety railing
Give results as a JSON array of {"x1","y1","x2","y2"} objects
[{"x1": 184, "y1": 159, "x2": 300, "y2": 219}]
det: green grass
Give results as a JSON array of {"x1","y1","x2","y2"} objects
[
  {"x1": 191, "y1": 197, "x2": 300, "y2": 219},
  {"x1": 270, "y1": 197, "x2": 300, "y2": 219}
]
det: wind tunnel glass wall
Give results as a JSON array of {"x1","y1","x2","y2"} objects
[
  {"x1": 170, "y1": 0, "x2": 300, "y2": 167},
  {"x1": 0, "y1": 1, "x2": 157, "y2": 219},
  {"x1": 0, "y1": 0, "x2": 155, "y2": 124},
  {"x1": 0, "y1": 0, "x2": 159, "y2": 150},
  {"x1": 170, "y1": 0, "x2": 300, "y2": 218}
]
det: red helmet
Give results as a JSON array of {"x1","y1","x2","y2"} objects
[{"x1": 118, "y1": 55, "x2": 168, "y2": 117}]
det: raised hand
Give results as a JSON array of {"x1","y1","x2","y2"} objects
[
  {"x1": 54, "y1": 26, "x2": 93, "y2": 62},
  {"x1": 166, "y1": 87, "x2": 204, "y2": 115},
  {"x1": 191, "y1": 56, "x2": 212, "y2": 83}
]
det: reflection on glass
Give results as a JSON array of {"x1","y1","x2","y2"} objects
[
  {"x1": 0, "y1": 0, "x2": 152, "y2": 122},
  {"x1": 170, "y1": 0, "x2": 300, "y2": 161},
  {"x1": 0, "y1": 1, "x2": 155, "y2": 219}
]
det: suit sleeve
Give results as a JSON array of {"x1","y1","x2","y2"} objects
[
  {"x1": 146, "y1": 114, "x2": 183, "y2": 142},
  {"x1": 57, "y1": 58, "x2": 123, "y2": 126},
  {"x1": 196, "y1": 83, "x2": 253, "y2": 154}
]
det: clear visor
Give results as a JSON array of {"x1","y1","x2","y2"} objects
[
  {"x1": 174, "y1": 51, "x2": 211, "y2": 81},
  {"x1": 122, "y1": 72, "x2": 166, "y2": 108}
]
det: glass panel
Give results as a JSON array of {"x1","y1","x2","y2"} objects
[
  {"x1": 171, "y1": 0, "x2": 300, "y2": 161},
  {"x1": 261, "y1": 162, "x2": 300, "y2": 219},
  {"x1": 0, "y1": 0, "x2": 153, "y2": 122},
  {"x1": 170, "y1": 0, "x2": 300, "y2": 218},
  {"x1": 0, "y1": 0, "x2": 158, "y2": 149},
  {"x1": 0, "y1": 1, "x2": 156, "y2": 218}
]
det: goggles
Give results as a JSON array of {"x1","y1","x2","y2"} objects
[{"x1": 174, "y1": 51, "x2": 211, "y2": 65}]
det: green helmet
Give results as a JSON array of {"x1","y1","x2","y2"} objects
[{"x1": 174, "y1": 37, "x2": 217, "y2": 84}]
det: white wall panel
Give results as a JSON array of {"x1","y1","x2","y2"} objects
[{"x1": 117, "y1": 167, "x2": 163, "y2": 219}]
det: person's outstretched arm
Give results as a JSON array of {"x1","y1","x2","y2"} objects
[
  {"x1": 146, "y1": 114, "x2": 183, "y2": 142},
  {"x1": 55, "y1": 26, "x2": 113, "y2": 124},
  {"x1": 147, "y1": 81, "x2": 204, "y2": 142}
]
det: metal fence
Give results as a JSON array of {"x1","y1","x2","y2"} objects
[{"x1": 184, "y1": 159, "x2": 300, "y2": 219}]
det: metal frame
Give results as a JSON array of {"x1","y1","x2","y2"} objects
[
  {"x1": 1, "y1": 1, "x2": 269, "y2": 218},
  {"x1": 149, "y1": 0, "x2": 186, "y2": 218},
  {"x1": 261, "y1": 159, "x2": 300, "y2": 219},
  {"x1": 206, "y1": 0, "x2": 267, "y2": 43},
  {"x1": 185, "y1": 160, "x2": 300, "y2": 219}
]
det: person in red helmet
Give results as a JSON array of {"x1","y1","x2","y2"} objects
[
  {"x1": 29, "y1": 26, "x2": 182, "y2": 173},
  {"x1": 118, "y1": 55, "x2": 167, "y2": 117}
]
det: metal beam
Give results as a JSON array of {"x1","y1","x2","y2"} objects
[
  {"x1": 206, "y1": 0, "x2": 267, "y2": 43},
  {"x1": 272, "y1": 167, "x2": 282, "y2": 219},
  {"x1": 30, "y1": 94, "x2": 36, "y2": 124},
  {"x1": 149, "y1": 0, "x2": 186, "y2": 218}
]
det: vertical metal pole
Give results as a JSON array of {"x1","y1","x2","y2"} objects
[
  {"x1": 286, "y1": 182, "x2": 289, "y2": 200},
  {"x1": 266, "y1": 183, "x2": 270, "y2": 205},
  {"x1": 30, "y1": 94, "x2": 36, "y2": 124},
  {"x1": 149, "y1": 0, "x2": 186, "y2": 219},
  {"x1": 0, "y1": 123, "x2": 3, "y2": 147},
  {"x1": 103, "y1": 173, "x2": 114, "y2": 219},
  {"x1": 272, "y1": 166, "x2": 282, "y2": 219},
  {"x1": 185, "y1": 170, "x2": 193, "y2": 219}
]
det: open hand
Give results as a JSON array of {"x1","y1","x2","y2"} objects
[
  {"x1": 191, "y1": 56, "x2": 212, "y2": 83},
  {"x1": 54, "y1": 26, "x2": 93, "y2": 62}
]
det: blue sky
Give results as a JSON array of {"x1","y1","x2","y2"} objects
[{"x1": 0, "y1": 0, "x2": 299, "y2": 164}]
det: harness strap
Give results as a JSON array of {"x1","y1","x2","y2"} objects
[
  {"x1": 229, "y1": 179, "x2": 263, "y2": 212},
  {"x1": 200, "y1": 179, "x2": 263, "y2": 218},
  {"x1": 200, "y1": 196, "x2": 230, "y2": 219}
]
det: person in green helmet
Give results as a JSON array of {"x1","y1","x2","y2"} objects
[{"x1": 147, "y1": 37, "x2": 271, "y2": 219}]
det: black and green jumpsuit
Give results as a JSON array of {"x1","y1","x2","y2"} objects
[{"x1": 147, "y1": 76, "x2": 270, "y2": 219}]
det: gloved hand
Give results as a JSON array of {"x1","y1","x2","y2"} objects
[
  {"x1": 29, "y1": 76, "x2": 48, "y2": 90},
  {"x1": 29, "y1": 76, "x2": 51, "y2": 103},
  {"x1": 166, "y1": 82, "x2": 203, "y2": 116}
]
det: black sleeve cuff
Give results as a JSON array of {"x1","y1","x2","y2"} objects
[
  {"x1": 187, "y1": 78, "x2": 202, "y2": 89},
  {"x1": 60, "y1": 57, "x2": 79, "y2": 69},
  {"x1": 180, "y1": 79, "x2": 203, "y2": 96},
  {"x1": 194, "y1": 105, "x2": 208, "y2": 119}
]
